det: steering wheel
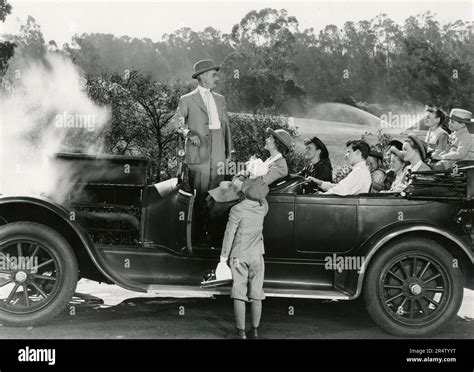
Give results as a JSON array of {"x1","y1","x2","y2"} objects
[
  {"x1": 293, "y1": 178, "x2": 326, "y2": 194},
  {"x1": 282, "y1": 177, "x2": 313, "y2": 194},
  {"x1": 292, "y1": 179, "x2": 311, "y2": 188}
]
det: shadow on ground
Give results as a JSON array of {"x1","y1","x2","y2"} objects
[{"x1": 0, "y1": 290, "x2": 471, "y2": 339}]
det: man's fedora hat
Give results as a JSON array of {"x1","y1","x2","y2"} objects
[
  {"x1": 192, "y1": 59, "x2": 221, "y2": 79},
  {"x1": 448, "y1": 108, "x2": 472, "y2": 124},
  {"x1": 266, "y1": 128, "x2": 293, "y2": 151},
  {"x1": 407, "y1": 133, "x2": 427, "y2": 161}
]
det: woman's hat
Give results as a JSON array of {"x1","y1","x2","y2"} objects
[
  {"x1": 407, "y1": 133, "x2": 427, "y2": 161},
  {"x1": 388, "y1": 140, "x2": 403, "y2": 151},
  {"x1": 266, "y1": 128, "x2": 293, "y2": 151},
  {"x1": 192, "y1": 59, "x2": 221, "y2": 79},
  {"x1": 305, "y1": 136, "x2": 329, "y2": 157}
]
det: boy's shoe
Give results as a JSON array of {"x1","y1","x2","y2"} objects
[
  {"x1": 246, "y1": 327, "x2": 259, "y2": 339},
  {"x1": 226, "y1": 328, "x2": 247, "y2": 339}
]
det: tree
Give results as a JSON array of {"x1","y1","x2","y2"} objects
[
  {"x1": 389, "y1": 13, "x2": 474, "y2": 111},
  {"x1": 230, "y1": 8, "x2": 299, "y2": 48},
  {"x1": 229, "y1": 112, "x2": 305, "y2": 173},
  {"x1": 87, "y1": 71, "x2": 194, "y2": 182},
  {"x1": 14, "y1": 15, "x2": 46, "y2": 60},
  {"x1": 221, "y1": 8, "x2": 306, "y2": 115},
  {"x1": 0, "y1": 0, "x2": 14, "y2": 77},
  {"x1": 4, "y1": 7, "x2": 473, "y2": 115},
  {"x1": 2, "y1": 15, "x2": 50, "y2": 85},
  {"x1": 158, "y1": 26, "x2": 233, "y2": 81},
  {"x1": 0, "y1": 0, "x2": 11, "y2": 22}
]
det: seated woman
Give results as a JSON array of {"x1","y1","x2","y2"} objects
[
  {"x1": 259, "y1": 128, "x2": 291, "y2": 185},
  {"x1": 381, "y1": 151, "x2": 409, "y2": 193},
  {"x1": 298, "y1": 136, "x2": 332, "y2": 193},
  {"x1": 401, "y1": 134, "x2": 431, "y2": 173},
  {"x1": 208, "y1": 127, "x2": 292, "y2": 203},
  {"x1": 204, "y1": 128, "x2": 292, "y2": 245},
  {"x1": 385, "y1": 134, "x2": 431, "y2": 195},
  {"x1": 367, "y1": 149, "x2": 386, "y2": 193},
  {"x1": 230, "y1": 128, "x2": 291, "y2": 192}
]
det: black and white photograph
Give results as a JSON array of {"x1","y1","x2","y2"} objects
[{"x1": 0, "y1": 0, "x2": 473, "y2": 369}]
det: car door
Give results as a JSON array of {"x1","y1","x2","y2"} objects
[
  {"x1": 293, "y1": 194, "x2": 358, "y2": 255},
  {"x1": 141, "y1": 184, "x2": 194, "y2": 256},
  {"x1": 263, "y1": 193, "x2": 295, "y2": 258}
]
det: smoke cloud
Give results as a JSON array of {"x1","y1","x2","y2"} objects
[{"x1": 0, "y1": 54, "x2": 110, "y2": 204}]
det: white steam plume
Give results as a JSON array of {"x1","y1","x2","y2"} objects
[{"x1": 0, "y1": 54, "x2": 110, "y2": 203}]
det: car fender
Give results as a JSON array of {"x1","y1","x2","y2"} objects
[
  {"x1": 345, "y1": 221, "x2": 474, "y2": 298},
  {"x1": 0, "y1": 195, "x2": 146, "y2": 292}
]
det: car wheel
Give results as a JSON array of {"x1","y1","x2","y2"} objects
[
  {"x1": 363, "y1": 237, "x2": 463, "y2": 337},
  {"x1": 0, "y1": 222, "x2": 78, "y2": 326}
]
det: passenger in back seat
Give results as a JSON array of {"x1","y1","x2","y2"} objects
[
  {"x1": 399, "y1": 134, "x2": 432, "y2": 173},
  {"x1": 431, "y1": 108, "x2": 473, "y2": 170},
  {"x1": 381, "y1": 150, "x2": 409, "y2": 193},
  {"x1": 367, "y1": 149, "x2": 386, "y2": 193}
]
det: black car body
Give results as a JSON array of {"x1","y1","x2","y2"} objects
[{"x1": 1, "y1": 152, "x2": 473, "y2": 336}]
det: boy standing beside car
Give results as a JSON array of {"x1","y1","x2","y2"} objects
[{"x1": 219, "y1": 178, "x2": 269, "y2": 339}]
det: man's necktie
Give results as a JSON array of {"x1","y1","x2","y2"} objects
[{"x1": 205, "y1": 90, "x2": 221, "y2": 130}]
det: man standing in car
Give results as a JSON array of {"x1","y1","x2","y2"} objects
[{"x1": 172, "y1": 59, "x2": 233, "y2": 195}]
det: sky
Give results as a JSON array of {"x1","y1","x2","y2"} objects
[{"x1": 1, "y1": 0, "x2": 473, "y2": 46}]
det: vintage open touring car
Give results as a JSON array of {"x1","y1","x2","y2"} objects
[{"x1": 0, "y1": 151, "x2": 473, "y2": 337}]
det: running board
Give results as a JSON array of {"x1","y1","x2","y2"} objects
[{"x1": 146, "y1": 285, "x2": 351, "y2": 300}]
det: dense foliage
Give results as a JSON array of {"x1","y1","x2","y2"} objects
[{"x1": 1, "y1": 5, "x2": 472, "y2": 181}]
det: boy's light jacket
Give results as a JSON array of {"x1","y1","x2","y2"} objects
[{"x1": 221, "y1": 199, "x2": 269, "y2": 259}]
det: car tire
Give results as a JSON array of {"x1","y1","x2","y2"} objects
[
  {"x1": 0, "y1": 222, "x2": 78, "y2": 326},
  {"x1": 363, "y1": 237, "x2": 463, "y2": 337}
]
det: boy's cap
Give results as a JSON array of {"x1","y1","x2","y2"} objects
[{"x1": 241, "y1": 178, "x2": 269, "y2": 201}]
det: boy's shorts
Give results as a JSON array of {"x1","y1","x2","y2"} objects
[{"x1": 230, "y1": 255, "x2": 265, "y2": 302}]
